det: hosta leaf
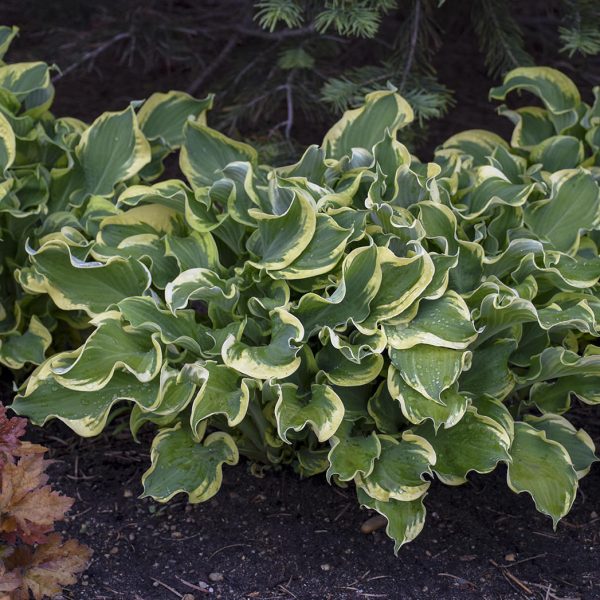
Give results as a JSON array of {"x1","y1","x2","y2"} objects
[
  {"x1": 524, "y1": 414, "x2": 597, "y2": 477},
  {"x1": 165, "y1": 231, "x2": 220, "y2": 272},
  {"x1": 138, "y1": 91, "x2": 213, "y2": 147},
  {"x1": 117, "y1": 179, "x2": 189, "y2": 211},
  {"x1": 222, "y1": 308, "x2": 303, "y2": 379},
  {"x1": 292, "y1": 245, "x2": 381, "y2": 336},
  {"x1": 74, "y1": 106, "x2": 151, "y2": 198},
  {"x1": 129, "y1": 367, "x2": 197, "y2": 439},
  {"x1": 47, "y1": 313, "x2": 162, "y2": 391},
  {"x1": 368, "y1": 380, "x2": 407, "y2": 434},
  {"x1": 97, "y1": 203, "x2": 179, "y2": 239},
  {"x1": 357, "y1": 489, "x2": 426, "y2": 555},
  {"x1": 459, "y1": 166, "x2": 536, "y2": 219},
  {"x1": 389, "y1": 345, "x2": 472, "y2": 403},
  {"x1": 269, "y1": 213, "x2": 352, "y2": 279},
  {"x1": 0, "y1": 316, "x2": 51, "y2": 369},
  {"x1": 219, "y1": 161, "x2": 263, "y2": 226},
  {"x1": 118, "y1": 296, "x2": 209, "y2": 356},
  {"x1": 356, "y1": 432, "x2": 435, "y2": 502},
  {"x1": 459, "y1": 338, "x2": 517, "y2": 400},
  {"x1": 0, "y1": 25, "x2": 18, "y2": 60},
  {"x1": 518, "y1": 346, "x2": 600, "y2": 412},
  {"x1": 141, "y1": 424, "x2": 238, "y2": 503},
  {"x1": 180, "y1": 120, "x2": 257, "y2": 188},
  {"x1": 531, "y1": 375, "x2": 600, "y2": 414},
  {"x1": 472, "y1": 286, "x2": 538, "y2": 343},
  {"x1": 483, "y1": 238, "x2": 600, "y2": 290},
  {"x1": 273, "y1": 382, "x2": 344, "y2": 444},
  {"x1": 247, "y1": 195, "x2": 317, "y2": 270},
  {"x1": 358, "y1": 246, "x2": 435, "y2": 332},
  {"x1": 93, "y1": 235, "x2": 178, "y2": 290},
  {"x1": 530, "y1": 135, "x2": 584, "y2": 171},
  {"x1": 165, "y1": 267, "x2": 238, "y2": 313},
  {"x1": 388, "y1": 366, "x2": 469, "y2": 431},
  {"x1": 296, "y1": 447, "x2": 330, "y2": 477},
  {"x1": 438, "y1": 129, "x2": 508, "y2": 166},
  {"x1": 0, "y1": 110, "x2": 15, "y2": 172},
  {"x1": 470, "y1": 396, "x2": 514, "y2": 443},
  {"x1": 12, "y1": 370, "x2": 168, "y2": 437},
  {"x1": 499, "y1": 106, "x2": 555, "y2": 150},
  {"x1": 0, "y1": 61, "x2": 54, "y2": 115},
  {"x1": 327, "y1": 419, "x2": 381, "y2": 482},
  {"x1": 524, "y1": 169, "x2": 599, "y2": 253},
  {"x1": 415, "y1": 408, "x2": 511, "y2": 485},
  {"x1": 187, "y1": 361, "x2": 254, "y2": 434},
  {"x1": 323, "y1": 90, "x2": 414, "y2": 159},
  {"x1": 321, "y1": 327, "x2": 386, "y2": 363},
  {"x1": 18, "y1": 241, "x2": 151, "y2": 316},
  {"x1": 506, "y1": 422, "x2": 578, "y2": 526},
  {"x1": 316, "y1": 341, "x2": 383, "y2": 386},
  {"x1": 385, "y1": 291, "x2": 478, "y2": 350},
  {"x1": 490, "y1": 67, "x2": 581, "y2": 130}
]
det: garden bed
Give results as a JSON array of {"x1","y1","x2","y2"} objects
[
  {"x1": 33, "y1": 411, "x2": 599, "y2": 600},
  {"x1": 1, "y1": 6, "x2": 600, "y2": 600}
]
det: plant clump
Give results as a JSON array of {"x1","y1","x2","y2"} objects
[{"x1": 0, "y1": 25, "x2": 599, "y2": 552}]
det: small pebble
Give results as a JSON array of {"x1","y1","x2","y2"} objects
[
  {"x1": 209, "y1": 572, "x2": 224, "y2": 582},
  {"x1": 504, "y1": 553, "x2": 516, "y2": 562},
  {"x1": 182, "y1": 595, "x2": 195, "y2": 600},
  {"x1": 320, "y1": 564, "x2": 331, "y2": 571},
  {"x1": 123, "y1": 489, "x2": 133, "y2": 498}
]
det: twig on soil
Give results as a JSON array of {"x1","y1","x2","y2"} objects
[
  {"x1": 44, "y1": 434, "x2": 71, "y2": 446},
  {"x1": 501, "y1": 553, "x2": 547, "y2": 568},
  {"x1": 208, "y1": 542, "x2": 251, "y2": 560},
  {"x1": 67, "y1": 506, "x2": 93, "y2": 520},
  {"x1": 490, "y1": 560, "x2": 533, "y2": 595},
  {"x1": 561, "y1": 517, "x2": 600, "y2": 529},
  {"x1": 149, "y1": 577, "x2": 183, "y2": 598},
  {"x1": 161, "y1": 531, "x2": 204, "y2": 542},
  {"x1": 532, "y1": 531, "x2": 559, "y2": 539},
  {"x1": 438, "y1": 573, "x2": 477, "y2": 590},
  {"x1": 333, "y1": 503, "x2": 351, "y2": 522},
  {"x1": 527, "y1": 582, "x2": 579, "y2": 600},
  {"x1": 175, "y1": 576, "x2": 210, "y2": 594},
  {"x1": 278, "y1": 584, "x2": 298, "y2": 599},
  {"x1": 431, "y1": 546, "x2": 452, "y2": 560}
]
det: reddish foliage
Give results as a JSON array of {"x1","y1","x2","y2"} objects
[
  {"x1": 0, "y1": 404, "x2": 91, "y2": 599},
  {"x1": 0, "y1": 406, "x2": 27, "y2": 467}
]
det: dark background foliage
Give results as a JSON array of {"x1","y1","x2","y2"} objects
[{"x1": 2, "y1": 0, "x2": 599, "y2": 161}]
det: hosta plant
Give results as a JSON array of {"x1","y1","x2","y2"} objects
[
  {"x1": 0, "y1": 404, "x2": 91, "y2": 599},
  {"x1": 9, "y1": 61, "x2": 600, "y2": 552}
]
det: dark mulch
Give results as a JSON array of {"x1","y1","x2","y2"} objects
[{"x1": 23, "y1": 408, "x2": 599, "y2": 600}]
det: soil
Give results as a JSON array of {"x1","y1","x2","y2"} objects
[{"x1": 22, "y1": 407, "x2": 599, "y2": 600}]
